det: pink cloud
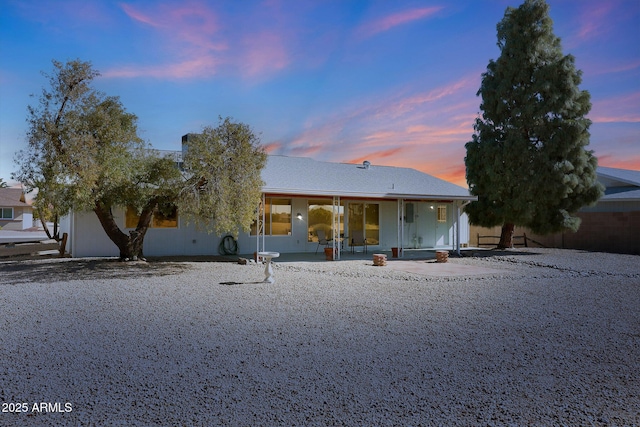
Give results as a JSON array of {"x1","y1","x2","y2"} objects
[
  {"x1": 265, "y1": 75, "x2": 478, "y2": 188},
  {"x1": 576, "y1": 3, "x2": 614, "y2": 41},
  {"x1": 378, "y1": 77, "x2": 476, "y2": 120},
  {"x1": 358, "y1": 6, "x2": 443, "y2": 38},
  {"x1": 590, "y1": 92, "x2": 640, "y2": 124},
  {"x1": 586, "y1": 59, "x2": 640, "y2": 77},
  {"x1": 263, "y1": 142, "x2": 283, "y2": 154},
  {"x1": 345, "y1": 147, "x2": 406, "y2": 165},
  {"x1": 106, "y1": 2, "x2": 226, "y2": 79},
  {"x1": 598, "y1": 157, "x2": 640, "y2": 172},
  {"x1": 103, "y1": 57, "x2": 219, "y2": 79},
  {"x1": 240, "y1": 31, "x2": 290, "y2": 77},
  {"x1": 120, "y1": 2, "x2": 221, "y2": 38},
  {"x1": 341, "y1": 143, "x2": 469, "y2": 188},
  {"x1": 564, "y1": 1, "x2": 620, "y2": 48},
  {"x1": 110, "y1": 2, "x2": 292, "y2": 80},
  {"x1": 120, "y1": 3, "x2": 161, "y2": 28},
  {"x1": 289, "y1": 145, "x2": 325, "y2": 157}
]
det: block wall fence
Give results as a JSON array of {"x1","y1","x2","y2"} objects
[{"x1": 470, "y1": 211, "x2": 640, "y2": 255}]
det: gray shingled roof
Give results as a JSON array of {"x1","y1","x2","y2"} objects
[
  {"x1": 597, "y1": 166, "x2": 640, "y2": 202},
  {"x1": 262, "y1": 155, "x2": 474, "y2": 200},
  {"x1": 598, "y1": 166, "x2": 640, "y2": 186},
  {"x1": 0, "y1": 188, "x2": 30, "y2": 207}
]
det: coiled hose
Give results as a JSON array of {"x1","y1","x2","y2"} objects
[{"x1": 218, "y1": 235, "x2": 238, "y2": 255}]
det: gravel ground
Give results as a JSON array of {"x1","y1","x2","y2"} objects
[{"x1": 0, "y1": 248, "x2": 638, "y2": 426}]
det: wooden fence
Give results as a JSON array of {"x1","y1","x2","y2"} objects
[
  {"x1": 477, "y1": 233, "x2": 528, "y2": 248},
  {"x1": 0, "y1": 233, "x2": 67, "y2": 258},
  {"x1": 476, "y1": 232, "x2": 547, "y2": 248}
]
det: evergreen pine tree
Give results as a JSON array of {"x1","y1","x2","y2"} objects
[{"x1": 465, "y1": 0, "x2": 603, "y2": 248}]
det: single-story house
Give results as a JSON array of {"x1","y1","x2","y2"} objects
[
  {"x1": 0, "y1": 187, "x2": 33, "y2": 231},
  {"x1": 470, "y1": 166, "x2": 640, "y2": 254},
  {"x1": 61, "y1": 141, "x2": 477, "y2": 258}
]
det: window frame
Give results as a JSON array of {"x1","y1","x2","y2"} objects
[
  {"x1": 250, "y1": 198, "x2": 292, "y2": 236},
  {"x1": 125, "y1": 206, "x2": 179, "y2": 229},
  {"x1": 0, "y1": 207, "x2": 13, "y2": 219},
  {"x1": 307, "y1": 199, "x2": 345, "y2": 242},
  {"x1": 437, "y1": 205, "x2": 447, "y2": 223}
]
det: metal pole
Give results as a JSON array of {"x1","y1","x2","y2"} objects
[
  {"x1": 455, "y1": 202, "x2": 460, "y2": 256},
  {"x1": 332, "y1": 196, "x2": 341, "y2": 260}
]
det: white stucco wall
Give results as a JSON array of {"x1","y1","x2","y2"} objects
[
  {"x1": 64, "y1": 210, "x2": 119, "y2": 257},
  {"x1": 63, "y1": 209, "x2": 229, "y2": 258},
  {"x1": 63, "y1": 197, "x2": 471, "y2": 258}
]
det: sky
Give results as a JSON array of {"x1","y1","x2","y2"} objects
[{"x1": 1, "y1": 0, "x2": 638, "y2": 189}]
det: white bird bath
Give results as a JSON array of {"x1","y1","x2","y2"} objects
[{"x1": 257, "y1": 251, "x2": 280, "y2": 283}]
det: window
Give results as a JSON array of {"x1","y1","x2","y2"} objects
[
  {"x1": 125, "y1": 207, "x2": 140, "y2": 228},
  {"x1": 437, "y1": 205, "x2": 447, "y2": 222},
  {"x1": 307, "y1": 200, "x2": 344, "y2": 242},
  {"x1": 153, "y1": 206, "x2": 178, "y2": 228},
  {"x1": 126, "y1": 206, "x2": 178, "y2": 229},
  {"x1": 0, "y1": 208, "x2": 13, "y2": 219},
  {"x1": 251, "y1": 198, "x2": 291, "y2": 235}
]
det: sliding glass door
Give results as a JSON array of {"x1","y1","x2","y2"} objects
[{"x1": 347, "y1": 203, "x2": 379, "y2": 246}]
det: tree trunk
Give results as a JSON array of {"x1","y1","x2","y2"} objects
[
  {"x1": 93, "y1": 200, "x2": 156, "y2": 260},
  {"x1": 38, "y1": 210, "x2": 60, "y2": 241},
  {"x1": 498, "y1": 223, "x2": 515, "y2": 249}
]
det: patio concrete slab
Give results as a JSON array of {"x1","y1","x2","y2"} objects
[{"x1": 383, "y1": 259, "x2": 506, "y2": 277}]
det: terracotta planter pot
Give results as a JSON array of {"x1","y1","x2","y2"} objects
[{"x1": 324, "y1": 247, "x2": 335, "y2": 261}]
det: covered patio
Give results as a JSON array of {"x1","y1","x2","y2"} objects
[{"x1": 247, "y1": 155, "x2": 477, "y2": 260}]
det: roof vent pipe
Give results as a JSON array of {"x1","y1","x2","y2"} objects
[{"x1": 363, "y1": 160, "x2": 371, "y2": 169}]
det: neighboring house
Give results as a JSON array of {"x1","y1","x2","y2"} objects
[
  {"x1": 61, "y1": 140, "x2": 477, "y2": 258},
  {"x1": 0, "y1": 187, "x2": 33, "y2": 231},
  {"x1": 470, "y1": 166, "x2": 640, "y2": 254}
]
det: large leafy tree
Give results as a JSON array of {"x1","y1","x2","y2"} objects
[
  {"x1": 179, "y1": 119, "x2": 267, "y2": 236},
  {"x1": 465, "y1": 0, "x2": 603, "y2": 248},
  {"x1": 14, "y1": 60, "x2": 266, "y2": 259}
]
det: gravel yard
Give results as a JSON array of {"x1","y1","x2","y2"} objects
[{"x1": 1, "y1": 248, "x2": 639, "y2": 426}]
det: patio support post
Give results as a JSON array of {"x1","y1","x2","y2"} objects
[
  {"x1": 332, "y1": 196, "x2": 341, "y2": 260},
  {"x1": 455, "y1": 202, "x2": 460, "y2": 256},
  {"x1": 261, "y1": 194, "x2": 266, "y2": 253},
  {"x1": 397, "y1": 199, "x2": 405, "y2": 258},
  {"x1": 256, "y1": 194, "x2": 265, "y2": 258}
]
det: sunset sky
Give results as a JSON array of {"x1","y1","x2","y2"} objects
[{"x1": 1, "y1": 0, "x2": 638, "y2": 188}]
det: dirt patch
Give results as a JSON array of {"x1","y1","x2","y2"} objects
[{"x1": 0, "y1": 258, "x2": 192, "y2": 285}]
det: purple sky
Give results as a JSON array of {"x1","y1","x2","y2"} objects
[{"x1": 1, "y1": 0, "x2": 638, "y2": 188}]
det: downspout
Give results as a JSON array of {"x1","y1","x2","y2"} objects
[
  {"x1": 256, "y1": 193, "x2": 265, "y2": 258},
  {"x1": 261, "y1": 193, "x2": 266, "y2": 253},
  {"x1": 397, "y1": 199, "x2": 405, "y2": 258},
  {"x1": 332, "y1": 195, "x2": 340, "y2": 260},
  {"x1": 397, "y1": 200, "x2": 400, "y2": 256}
]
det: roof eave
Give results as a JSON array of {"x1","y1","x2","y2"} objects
[
  {"x1": 599, "y1": 197, "x2": 640, "y2": 202},
  {"x1": 597, "y1": 171, "x2": 640, "y2": 187},
  {"x1": 262, "y1": 187, "x2": 476, "y2": 201}
]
